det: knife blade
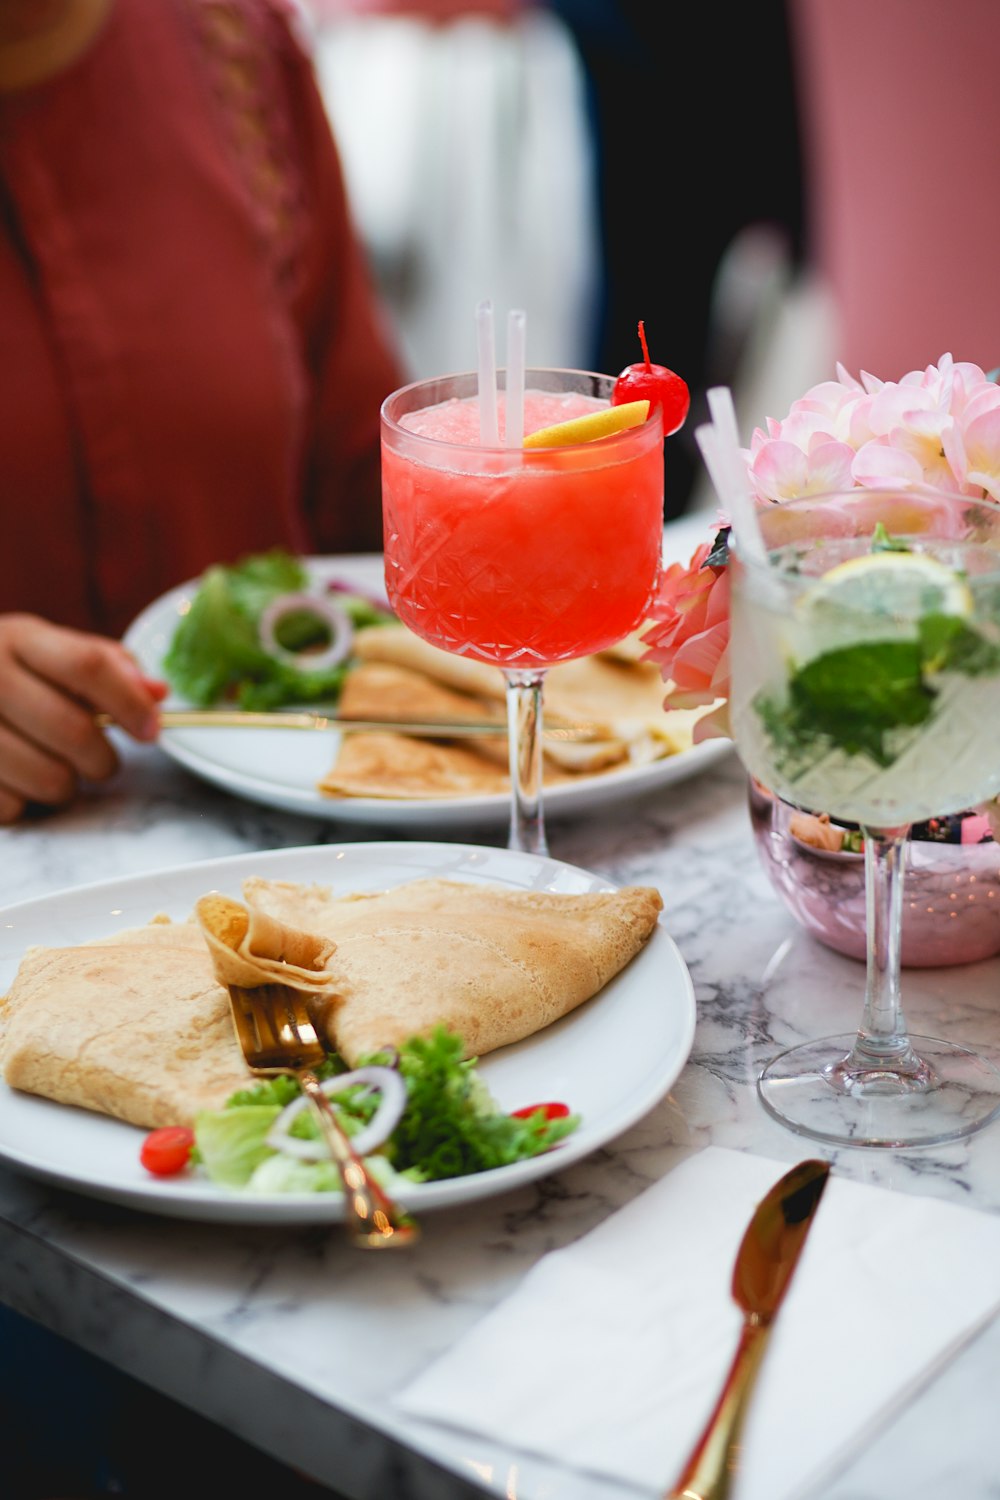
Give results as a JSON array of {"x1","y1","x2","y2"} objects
[
  {"x1": 95, "y1": 709, "x2": 605, "y2": 742},
  {"x1": 664, "y1": 1158, "x2": 830, "y2": 1500}
]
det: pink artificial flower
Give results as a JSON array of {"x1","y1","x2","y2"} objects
[
  {"x1": 749, "y1": 433, "x2": 855, "y2": 501},
  {"x1": 947, "y1": 396, "x2": 1000, "y2": 501},
  {"x1": 646, "y1": 353, "x2": 1000, "y2": 741},
  {"x1": 853, "y1": 365, "x2": 964, "y2": 491},
  {"x1": 642, "y1": 533, "x2": 732, "y2": 742}
]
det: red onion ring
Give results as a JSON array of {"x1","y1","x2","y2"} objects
[
  {"x1": 324, "y1": 578, "x2": 393, "y2": 615},
  {"x1": 257, "y1": 593, "x2": 353, "y2": 673},
  {"x1": 264, "y1": 1065, "x2": 407, "y2": 1161}
]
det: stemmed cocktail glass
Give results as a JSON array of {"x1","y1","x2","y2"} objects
[
  {"x1": 729, "y1": 486, "x2": 1000, "y2": 1148},
  {"x1": 380, "y1": 367, "x2": 665, "y2": 855}
]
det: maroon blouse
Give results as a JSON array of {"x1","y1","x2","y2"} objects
[{"x1": 0, "y1": 0, "x2": 407, "y2": 637}]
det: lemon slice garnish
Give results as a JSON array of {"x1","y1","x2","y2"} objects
[
  {"x1": 805, "y1": 551, "x2": 972, "y2": 617},
  {"x1": 522, "y1": 399, "x2": 650, "y2": 449},
  {"x1": 796, "y1": 550, "x2": 972, "y2": 655}
]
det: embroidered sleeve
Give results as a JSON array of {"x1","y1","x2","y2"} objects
[{"x1": 186, "y1": 0, "x2": 307, "y2": 293}]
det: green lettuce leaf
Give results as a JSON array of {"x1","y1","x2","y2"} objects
[
  {"x1": 367, "y1": 1027, "x2": 580, "y2": 1180},
  {"x1": 161, "y1": 548, "x2": 390, "y2": 710},
  {"x1": 192, "y1": 1103, "x2": 283, "y2": 1188}
]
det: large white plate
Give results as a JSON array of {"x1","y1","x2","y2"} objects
[
  {"x1": 121, "y1": 549, "x2": 731, "y2": 829},
  {"x1": 0, "y1": 842, "x2": 696, "y2": 1224}
]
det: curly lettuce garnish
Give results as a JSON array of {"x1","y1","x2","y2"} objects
[
  {"x1": 192, "y1": 1026, "x2": 579, "y2": 1195},
  {"x1": 162, "y1": 548, "x2": 393, "y2": 710}
]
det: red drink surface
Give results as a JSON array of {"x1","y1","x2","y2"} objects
[
  {"x1": 382, "y1": 388, "x2": 664, "y2": 667},
  {"x1": 400, "y1": 389, "x2": 606, "y2": 445}
]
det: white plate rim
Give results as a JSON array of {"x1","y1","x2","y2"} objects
[
  {"x1": 0, "y1": 841, "x2": 696, "y2": 1224},
  {"x1": 121, "y1": 554, "x2": 731, "y2": 827}
]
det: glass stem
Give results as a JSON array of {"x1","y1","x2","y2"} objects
[
  {"x1": 504, "y1": 669, "x2": 547, "y2": 856},
  {"x1": 848, "y1": 825, "x2": 927, "y2": 1077}
]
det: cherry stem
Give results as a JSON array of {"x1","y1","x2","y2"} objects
[{"x1": 637, "y1": 318, "x2": 652, "y2": 373}]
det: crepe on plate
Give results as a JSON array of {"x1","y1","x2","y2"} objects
[
  {"x1": 325, "y1": 660, "x2": 588, "y2": 798},
  {"x1": 0, "y1": 919, "x2": 247, "y2": 1129},
  {"x1": 242, "y1": 876, "x2": 664, "y2": 1068},
  {"x1": 0, "y1": 878, "x2": 663, "y2": 1129},
  {"x1": 318, "y1": 623, "x2": 708, "y2": 801}
]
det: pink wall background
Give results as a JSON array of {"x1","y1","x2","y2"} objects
[{"x1": 790, "y1": 0, "x2": 1000, "y2": 380}]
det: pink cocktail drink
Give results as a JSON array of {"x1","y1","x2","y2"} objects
[{"x1": 381, "y1": 371, "x2": 664, "y2": 668}]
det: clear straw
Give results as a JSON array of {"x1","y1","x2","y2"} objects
[
  {"x1": 476, "y1": 298, "x2": 500, "y2": 447},
  {"x1": 505, "y1": 307, "x2": 526, "y2": 448},
  {"x1": 702, "y1": 385, "x2": 768, "y2": 566},
  {"x1": 693, "y1": 423, "x2": 732, "y2": 509}
]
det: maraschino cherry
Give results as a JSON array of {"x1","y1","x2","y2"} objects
[{"x1": 612, "y1": 320, "x2": 690, "y2": 436}]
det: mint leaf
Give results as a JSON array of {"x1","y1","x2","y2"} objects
[
  {"x1": 918, "y1": 612, "x2": 1000, "y2": 674},
  {"x1": 759, "y1": 640, "x2": 934, "y2": 766},
  {"x1": 795, "y1": 641, "x2": 934, "y2": 763},
  {"x1": 757, "y1": 607, "x2": 1000, "y2": 767},
  {"x1": 871, "y1": 522, "x2": 910, "y2": 553}
]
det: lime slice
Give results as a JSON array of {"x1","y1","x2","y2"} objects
[
  {"x1": 522, "y1": 399, "x2": 650, "y2": 449},
  {"x1": 797, "y1": 551, "x2": 972, "y2": 655}
]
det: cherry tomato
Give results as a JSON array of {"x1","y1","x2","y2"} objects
[
  {"x1": 612, "y1": 319, "x2": 690, "y2": 436},
  {"x1": 510, "y1": 1102, "x2": 571, "y2": 1121},
  {"x1": 140, "y1": 1126, "x2": 195, "y2": 1177}
]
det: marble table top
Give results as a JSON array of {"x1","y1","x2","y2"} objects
[{"x1": 2, "y1": 727, "x2": 1000, "y2": 1500}]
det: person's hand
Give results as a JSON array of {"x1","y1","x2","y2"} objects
[{"x1": 0, "y1": 614, "x2": 168, "y2": 824}]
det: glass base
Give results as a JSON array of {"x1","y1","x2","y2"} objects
[{"x1": 758, "y1": 1033, "x2": 1000, "y2": 1148}]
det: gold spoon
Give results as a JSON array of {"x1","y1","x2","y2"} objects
[{"x1": 664, "y1": 1159, "x2": 830, "y2": 1500}]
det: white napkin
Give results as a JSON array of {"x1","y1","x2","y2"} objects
[{"x1": 395, "y1": 1147, "x2": 1000, "y2": 1499}]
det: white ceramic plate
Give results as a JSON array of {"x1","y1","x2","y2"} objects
[
  {"x1": 0, "y1": 842, "x2": 696, "y2": 1224},
  {"x1": 121, "y1": 549, "x2": 731, "y2": 829}
]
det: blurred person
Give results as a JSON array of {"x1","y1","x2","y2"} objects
[
  {"x1": 303, "y1": 0, "x2": 601, "y2": 377},
  {"x1": 787, "y1": 0, "x2": 1000, "y2": 380},
  {"x1": 0, "y1": 0, "x2": 406, "y2": 825}
]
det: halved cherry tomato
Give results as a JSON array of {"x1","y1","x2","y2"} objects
[
  {"x1": 140, "y1": 1126, "x2": 195, "y2": 1177},
  {"x1": 510, "y1": 1102, "x2": 571, "y2": 1121}
]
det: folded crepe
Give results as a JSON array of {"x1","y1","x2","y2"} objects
[
  {"x1": 0, "y1": 919, "x2": 248, "y2": 1128},
  {"x1": 321, "y1": 662, "x2": 588, "y2": 799},
  {"x1": 194, "y1": 892, "x2": 340, "y2": 995},
  {"x1": 0, "y1": 877, "x2": 663, "y2": 1126},
  {"x1": 322, "y1": 660, "x2": 509, "y2": 799},
  {"x1": 350, "y1": 623, "x2": 686, "y2": 744},
  {"x1": 0, "y1": 898, "x2": 344, "y2": 1130},
  {"x1": 335, "y1": 657, "x2": 623, "y2": 772},
  {"x1": 337, "y1": 658, "x2": 506, "y2": 731},
  {"x1": 322, "y1": 731, "x2": 513, "y2": 800},
  {"x1": 318, "y1": 623, "x2": 708, "y2": 801},
  {"x1": 242, "y1": 876, "x2": 663, "y2": 1067}
]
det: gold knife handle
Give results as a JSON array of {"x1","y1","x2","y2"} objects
[
  {"x1": 94, "y1": 709, "x2": 601, "y2": 742},
  {"x1": 663, "y1": 1317, "x2": 772, "y2": 1500}
]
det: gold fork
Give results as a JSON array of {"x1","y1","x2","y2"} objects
[{"x1": 225, "y1": 978, "x2": 419, "y2": 1249}]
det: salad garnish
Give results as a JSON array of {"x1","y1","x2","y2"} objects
[
  {"x1": 257, "y1": 592, "x2": 355, "y2": 675},
  {"x1": 140, "y1": 1126, "x2": 196, "y2": 1177},
  {"x1": 147, "y1": 1026, "x2": 580, "y2": 1195},
  {"x1": 162, "y1": 548, "x2": 394, "y2": 710},
  {"x1": 265, "y1": 1064, "x2": 406, "y2": 1161}
]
